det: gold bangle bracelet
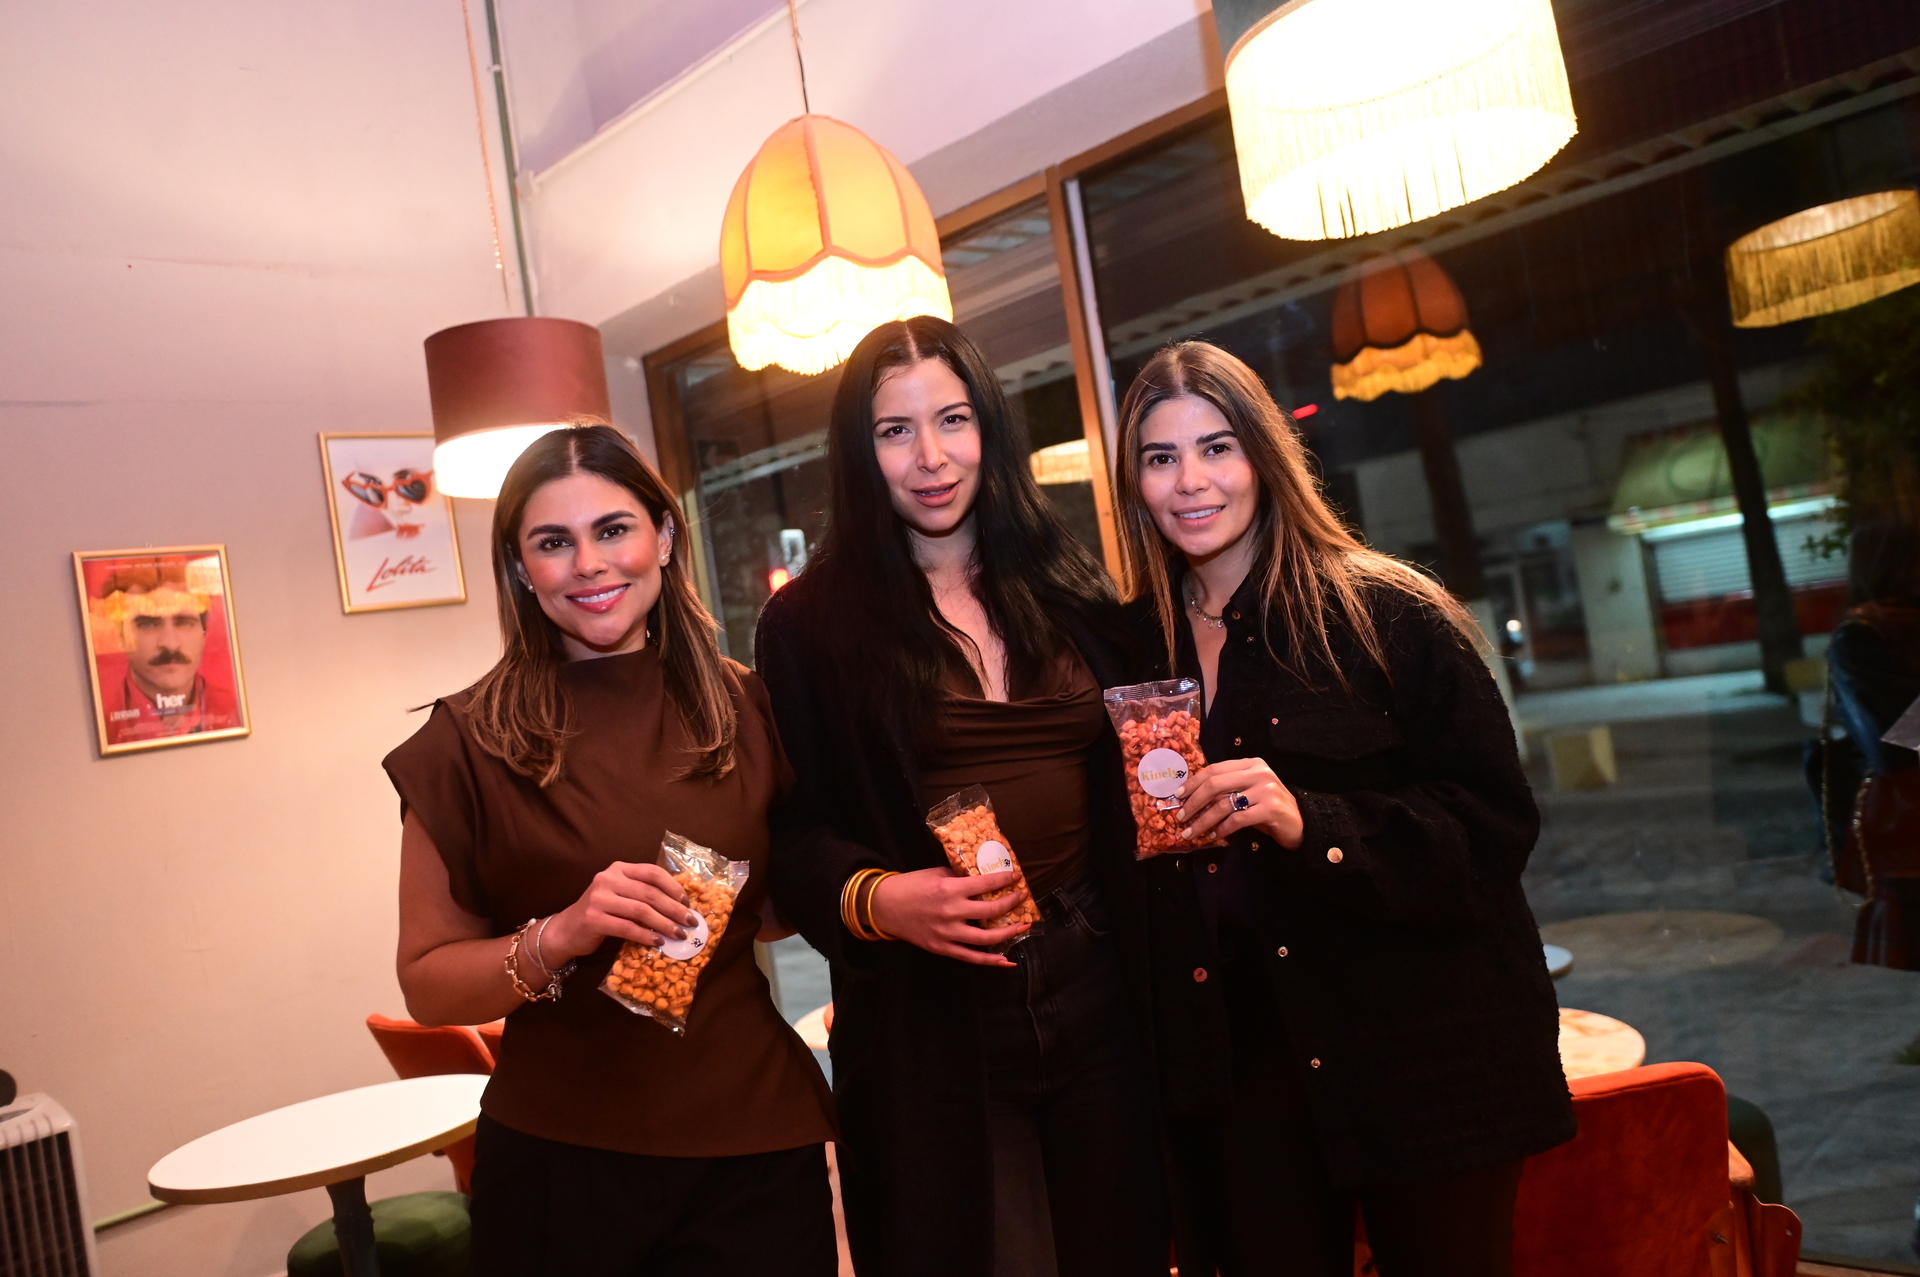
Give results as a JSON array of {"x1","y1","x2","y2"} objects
[
  {"x1": 842, "y1": 869, "x2": 881, "y2": 941},
  {"x1": 860, "y1": 870, "x2": 899, "y2": 942}
]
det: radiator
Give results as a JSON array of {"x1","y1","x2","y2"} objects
[{"x1": 0, "y1": 1094, "x2": 99, "y2": 1277}]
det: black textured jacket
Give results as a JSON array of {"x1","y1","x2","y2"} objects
[
  {"x1": 1131, "y1": 577, "x2": 1575, "y2": 1186},
  {"x1": 755, "y1": 577, "x2": 1159, "y2": 1277}
]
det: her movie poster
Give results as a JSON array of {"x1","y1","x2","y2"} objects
[
  {"x1": 319, "y1": 433, "x2": 467, "y2": 613},
  {"x1": 74, "y1": 547, "x2": 250, "y2": 756}
]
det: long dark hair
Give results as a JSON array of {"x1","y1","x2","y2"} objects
[
  {"x1": 1115, "y1": 341, "x2": 1477, "y2": 681},
  {"x1": 799, "y1": 316, "x2": 1114, "y2": 741},
  {"x1": 466, "y1": 423, "x2": 737, "y2": 784}
]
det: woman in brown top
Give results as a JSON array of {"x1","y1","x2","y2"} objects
[
  {"x1": 754, "y1": 318, "x2": 1168, "y2": 1277},
  {"x1": 386, "y1": 424, "x2": 835, "y2": 1277}
]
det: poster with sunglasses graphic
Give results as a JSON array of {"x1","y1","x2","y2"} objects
[
  {"x1": 73, "y1": 546, "x2": 251, "y2": 756},
  {"x1": 318, "y1": 433, "x2": 467, "y2": 613}
]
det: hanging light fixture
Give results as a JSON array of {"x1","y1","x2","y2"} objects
[
  {"x1": 1217, "y1": 0, "x2": 1578, "y2": 241},
  {"x1": 1726, "y1": 190, "x2": 1920, "y2": 328},
  {"x1": 721, "y1": 1, "x2": 951, "y2": 375},
  {"x1": 424, "y1": 318, "x2": 611, "y2": 498},
  {"x1": 1329, "y1": 250, "x2": 1482, "y2": 401}
]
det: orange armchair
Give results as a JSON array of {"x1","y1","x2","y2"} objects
[
  {"x1": 1351, "y1": 1063, "x2": 1799, "y2": 1277},
  {"x1": 1511, "y1": 1063, "x2": 1800, "y2": 1277},
  {"x1": 364, "y1": 1014, "x2": 500, "y2": 1195}
]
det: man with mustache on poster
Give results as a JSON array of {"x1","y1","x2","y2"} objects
[{"x1": 95, "y1": 562, "x2": 241, "y2": 746}]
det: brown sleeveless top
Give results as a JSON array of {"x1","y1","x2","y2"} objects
[
  {"x1": 383, "y1": 647, "x2": 834, "y2": 1158},
  {"x1": 916, "y1": 650, "x2": 1108, "y2": 899}
]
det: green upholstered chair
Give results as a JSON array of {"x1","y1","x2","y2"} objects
[
  {"x1": 286, "y1": 1190, "x2": 469, "y2": 1277},
  {"x1": 1726, "y1": 1092, "x2": 1784, "y2": 1205}
]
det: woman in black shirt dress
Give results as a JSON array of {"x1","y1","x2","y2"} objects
[{"x1": 1108, "y1": 341, "x2": 1573, "y2": 1277}]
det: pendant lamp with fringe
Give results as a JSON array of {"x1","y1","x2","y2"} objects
[
  {"x1": 1215, "y1": 0, "x2": 1578, "y2": 241},
  {"x1": 1727, "y1": 190, "x2": 1920, "y2": 328},
  {"x1": 721, "y1": 3, "x2": 951, "y2": 375},
  {"x1": 1329, "y1": 250, "x2": 1482, "y2": 401}
]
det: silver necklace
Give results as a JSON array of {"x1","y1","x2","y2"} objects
[{"x1": 1187, "y1": 586, "x2": 1227, "y2": 630}]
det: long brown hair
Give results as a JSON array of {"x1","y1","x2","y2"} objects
[
  {"x1": 1113, "y1": 341, "x2": 1477, "y2": 682},
  {"x1": 465, "y1": 423, "x2": 736, "y2": 785}
]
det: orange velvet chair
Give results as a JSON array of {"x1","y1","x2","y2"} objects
[
  {"x1": 1511, "y1": 1063, "x2": 1800, "y2": 1277},
  {"x1": 364, "y1": 1014, "x2": 501, "y2": 1195},
  {"x1": 1351, "y1": 1063, "x2": 1799, "y2": 1277}
]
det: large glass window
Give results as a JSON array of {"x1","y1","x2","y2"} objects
[
  {"x1": 1074, "y1": 11, "x2": 1920, "y2": 1262},
  {"x1": 649, "y1": 192, "x2": 1090, "y2": 662}
]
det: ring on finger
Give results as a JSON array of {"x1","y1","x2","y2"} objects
[{"x1": 1229, "y1": 791, "x2": 1253, "y2": 812}]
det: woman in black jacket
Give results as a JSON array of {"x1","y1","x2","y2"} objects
[
  {"x1": 756, "y1": 317, "x2": 1167, "y2": 1277},
  {"x1": 1109, "y1": 341, "x2": 1574, "y2": 1277}
]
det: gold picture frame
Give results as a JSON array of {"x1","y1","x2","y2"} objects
[
  {"x1": 318, "y1": 432, "x2": 468, "y2": 613},
  {"x1": 73, "y1": 545, "x2": 252, "y2": 757}
]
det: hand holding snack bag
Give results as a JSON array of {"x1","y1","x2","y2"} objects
[
  {"x1": 926, "y1": 785, "x2": 1043, "y2": 953},
  {"x1": 1103, "y1": 678, "x2": 1218, "y2": 859},
  {"x1": 602, "y1": 831, "x2": 748, "y2": 1034}
]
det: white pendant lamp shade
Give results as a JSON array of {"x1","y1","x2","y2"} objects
[
  {"x1": 1219, "y1": 0, "x2": 1578, "y2": 241},
  {"x1": 423, "y1": 318, "x2": 611, "y2": 498},
  {"x1": 1726, "y1": 190, "x2": 1920, "y2": 328},
  {"x1": 722, "y1": 114, "x2": 952, "y2": 376}
]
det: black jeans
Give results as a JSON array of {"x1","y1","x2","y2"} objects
[
  {"x1": 1170, "y1": 932, "x2": 1523, "y2": 1277},
  {"x1": 469, "y1": 1115, "x2": 837, "y2": 1277},
  {"x1": 973, "y1": 867, "x2": 1170, "y2": 1277}
]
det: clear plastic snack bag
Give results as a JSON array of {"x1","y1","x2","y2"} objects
[
  {"x1": 926, "y1": 785, "x2": 1043, "y2": 953},
  {"x1": 1103, "y1": 678, "x2": 1216, "y2": 859},
  {"x1": 601, "y1": 831, "x2": 748, "y2": 1034}
]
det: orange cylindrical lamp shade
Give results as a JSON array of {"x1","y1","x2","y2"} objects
[
  {"x1": 722, "y1": 114, "x2": 951, "y2": 375},
  {"x1": 1330, "y1": 250, "x2": 1483, "y2": 401},
  {"x1": 423, "y1": 317, "x2": 611, "y2": 497}
]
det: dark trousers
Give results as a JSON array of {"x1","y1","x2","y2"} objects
[
  {"x1": 1171, "y1": 939, "x2": 1524, "y2": 1277},
  {"x1": 974, "y1": 867, "x2": 1170, "y2": 1277},
  {"x1": 469, "y1": 1115, "x2": 837, "y2": 1277}
]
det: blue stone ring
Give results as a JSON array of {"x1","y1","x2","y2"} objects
[{"x1": 1229, "y1": 792, "x2": 1252, "y2": 812}]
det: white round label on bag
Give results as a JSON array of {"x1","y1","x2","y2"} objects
[
  {"x1": 658, "y1": 911, "x2": 710, "y2": 961},
  {"x1": 976, "y1": 840, "x2": 1014, "y2": 875},
  {"x1": 1136, "y1": 747, "x2": 1190, "y2": 799}
]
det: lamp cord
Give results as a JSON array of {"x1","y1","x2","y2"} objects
[
  {"x1": 785, "y1": 0, "x2": 811, "y2": 115},
  {"x1": 458, "y1": 0, "x2": 511, "y2": 310}
]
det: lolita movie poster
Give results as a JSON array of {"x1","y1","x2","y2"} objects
[
  {"x1": 75, "y1": 547, "x2": 250, "y2": 756},
  {"x1": 320, "y1": 433, "x2": 467, "y2": 614}
]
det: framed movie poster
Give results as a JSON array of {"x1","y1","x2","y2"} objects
[
  {"x1": 74, "y1": 546, "x2": 251, "y2": 756},
  {"x1": 318, "y1": 433, "x2": 467, "y2": 613}
]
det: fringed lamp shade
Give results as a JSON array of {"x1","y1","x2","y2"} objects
[
  {"x1": 1330, "y1": 250, "x2": 1482, "y2": 401},
  {"x1": 1216, "y1": 0, "x2": 1577, "y2": 240},
  {"x1": 722, "y1": 115, "x2": 951, "y2": 375},
  {"x1": 424, "y1": 317, "x2": 611, "y2": 498},
  {"x1": 1029, "y1": 438, "x2": 1092, "y2": 486},
  {"x1": 1726, "y1": 190, "x2": 1920, "y2": 328}
]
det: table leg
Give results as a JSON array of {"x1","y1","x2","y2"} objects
[{"x1": 326, "y1": 1176, "x2": 380, "y2": 1277}]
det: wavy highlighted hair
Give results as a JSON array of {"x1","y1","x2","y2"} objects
[
  {"x1": 1114, "y1": 341, "x2": 1477, "y2": 681},
  {"x1": 465, "y1": 423, "x2": 736, "y2": 785}
]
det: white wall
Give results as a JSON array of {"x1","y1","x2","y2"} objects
[{"x1": 0, "y1": 3, "x2": 521, "y2": 1274}]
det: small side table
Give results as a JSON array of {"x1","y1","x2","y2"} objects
[
  {"x1": 149, "y1": 1074, "x2": 486, "y2": 1277},
  {"x1": 1558, "y1": 1008, "x2": 1646, "y2": 1080}
]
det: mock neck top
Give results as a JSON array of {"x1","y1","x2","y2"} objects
[{"x1": 383, "y1": 646, "x2": 834, "y2": 1158}]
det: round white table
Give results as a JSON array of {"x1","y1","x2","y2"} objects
[
  {"x1": 1543, "y1": 943, "x2": 1573, "y2": 978},
  {"x1": 149, "y1": 1074, "x2": 486, "y2": 1277}
]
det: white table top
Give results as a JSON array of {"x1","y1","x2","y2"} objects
[
  {"x1": 1558, "y1": 1007, "x2": 1647, "y2": 1081},
  {"x1": 149, "y1": 1074, "x2": 487, "y2": 1204},
  {"x1": 1543, "y1": 944, "x2": 1573, "y2": 978}
]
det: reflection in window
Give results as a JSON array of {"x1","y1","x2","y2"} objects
[{"x1": 1077, "y1": 32, "x2": 1920, "y2": 1260}]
